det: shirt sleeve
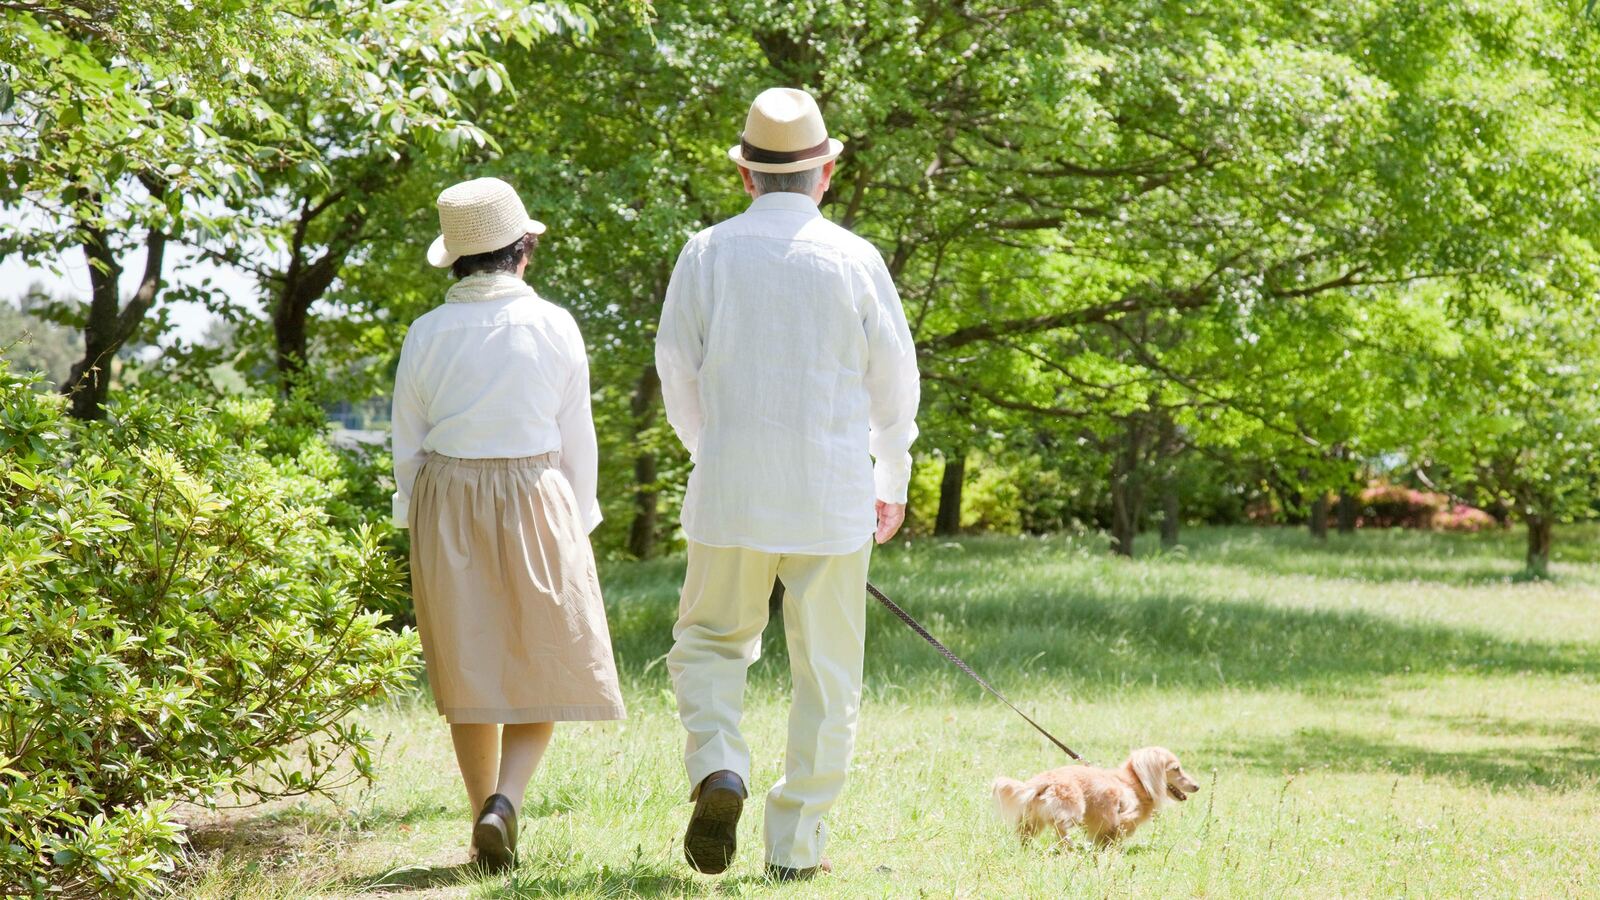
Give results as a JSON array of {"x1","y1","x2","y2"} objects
[
  {"x1": 390, "y1": 329, "x2": 429, "y2": 529},
  {"x1": 860, "y1": 251, "x2": 921, "y2": 504},
  {"x1": 655, "y1": 241, "x2": 706, "y2": 458},
  {"x1": 556, "y1": 314, "x2": 603, "y2": 534}
]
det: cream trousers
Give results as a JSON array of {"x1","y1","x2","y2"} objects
[{"x1": 666, "y1": 539, "x2": 872, "y2": 869}]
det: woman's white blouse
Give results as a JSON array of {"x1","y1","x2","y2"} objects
[{"x1": 391, "y1": 273, "x2": 601, "y2": 533}]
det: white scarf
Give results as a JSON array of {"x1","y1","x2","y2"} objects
[{"x1": 444, "y1": 272, "x2": 535, "y2": 304}]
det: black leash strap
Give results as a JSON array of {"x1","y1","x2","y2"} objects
[{"x1": 865, "y1": 580, "x2": 1085, "y2": 762}]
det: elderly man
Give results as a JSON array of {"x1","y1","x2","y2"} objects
[{"x1": 655, "y1": 87, "x2": 920, "y2": 880}]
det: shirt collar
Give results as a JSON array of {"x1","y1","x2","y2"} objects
[{"x1": 747, "y1": 191, "x2": 821, "y2": 217}]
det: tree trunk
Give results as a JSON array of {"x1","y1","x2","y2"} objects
[
  {"x1": 65, "y1": 228, "x2": 122, "y2": 420},
  {"x1": 935, "y1": 450, "x2": 965, "y2": 536},
  {"x1": 1309, "y1": 495, "x2": 1330, "y2": 540},
  {"x1": 274, "y1": 284, "x2": 313, "y2": 383},
  {"x1": 64, "y1": 219, "x2": 168, "y2": 420},
  {"x1": 270, "y1": 162, "x2": 404, "y2": 389},
  {"x1": 1109, "y1": 421, "x2": 1146, "y2": 558},
  {"x1": 1160, "y1": 479, "x2": 1180, "y2": 549},
  {"x1": 1157, "y1": 413, "x2": 1181, "y2": 549},
  {"x1": 1526, "y1": 515, "x2": 1553, "y2": 577},
  {"x1": 1336, "y1": 489, "x2": 1357, "y2": 534},
  {"x1": 626, "y1": 364, "x2": 662, "y2": 559},
  {"x1": 1110, "y1": 467, "x2": 1139, "y2": 557},
  {"x1": 273, "y1": 218, "x2": 363, "y2": 387},
  {"x1": 272, "y1": 234, "x2": 308, "y2": 383}
]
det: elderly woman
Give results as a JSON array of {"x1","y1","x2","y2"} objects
[{"x1": 391, "y1": 177, "x2": 625, "y2": 871}]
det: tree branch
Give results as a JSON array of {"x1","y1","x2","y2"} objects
[
  {"x1": 922, "y1": 370, "x2": 1095, "y2": 419},
  {"x1": 921, "y1": 285, "x2": 1210, "y2": 354},
  {"x1": 114, "y1": 229, "x2": 169, "y2": 339}
]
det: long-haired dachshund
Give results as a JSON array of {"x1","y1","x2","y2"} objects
[{"x1": 991, "y1": 747, "x2": 1199, "y2": 847}]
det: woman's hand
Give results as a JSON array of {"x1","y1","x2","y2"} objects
[{"x1": 875, "y1": 500, "x2": 906, "y2": 544}]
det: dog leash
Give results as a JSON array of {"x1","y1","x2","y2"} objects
[{"x1": 865, "y1": 580, "x2": 1086, "y2": 762}]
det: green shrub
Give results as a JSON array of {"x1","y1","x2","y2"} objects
[
  {"x1": 907, "y1": 451, "x2": 1023, "y2": 535},
  {"x1": 959, "y1": 451, "x2": 1025, "y2": 533},
  {"x1": 255, "y1": 389, "x2": 414, "y2": 624},
  {"x1": 905, "y1": 453, "x2": 943, "y2": 536},
  {"x1": 0, "y1": 364, "x2": 419, "y2": 897},
  {"x1": 908, "y1": 449, "x2": 1107, "y2": 537}
]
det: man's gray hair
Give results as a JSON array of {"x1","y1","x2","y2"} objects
[{"x1": 749, "y1": 165, "x2": 823, "y2": 197}]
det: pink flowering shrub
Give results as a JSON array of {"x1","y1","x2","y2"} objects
[
  {"x1": 1356, "y1": 481, "x2": 1496, "y2": 531},
  {"x1": 1431, "y1": 503, "x2": 1497, "y2": 532},
  {"x1": 1358, "y1": 482, "x2": 1445, "y2": 528}
]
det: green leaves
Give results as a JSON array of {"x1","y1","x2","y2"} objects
[{"x1": 0, "y1": 362, "x2": 419, "y2": 895}]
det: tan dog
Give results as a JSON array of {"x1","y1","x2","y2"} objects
[{"x1": 991, "y1": 747, "x2": 1199, "y2": 847}]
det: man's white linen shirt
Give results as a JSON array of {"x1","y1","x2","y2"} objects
[
  {"x1": 655, "y1": 191, "x2": 921, "y2": 555},
  {"x1": 391, "y1": 272, "x2": 601, "y2": 533}
]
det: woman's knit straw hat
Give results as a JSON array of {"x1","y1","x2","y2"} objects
[
  {"x1": 727, "y1": 87, "x2": 844, "y2": 174},
  {"x1": 427, "y1": 177, "x2": 547, "y2": 268}
]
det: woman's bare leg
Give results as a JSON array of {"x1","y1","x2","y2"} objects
[
  {"x1": 496, "y1": 722, "x2": 555, "y2": 815},
  {"x1": 450, "y1": 723, "x2": 500, "y2": 821}
]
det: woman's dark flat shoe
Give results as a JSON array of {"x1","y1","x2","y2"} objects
[{"x1": 472, "y1": 793, "x2": 518, "y2": 873}]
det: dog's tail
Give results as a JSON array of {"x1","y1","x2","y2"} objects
[{"x1": 990, "y1": 776, "x2": 1038, "y2": 828}]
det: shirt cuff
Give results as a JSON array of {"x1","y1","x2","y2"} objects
[
  {"x1": 873, "y1": 455, "x2": 912, "y2": 505},
  {"x1": 582, "y1": 501, "x2": 603, "y2": 535},
  {"x1": 392, "y1": 493, "x2": 410, "y2": 530}
]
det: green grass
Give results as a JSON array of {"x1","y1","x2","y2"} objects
[{"x1": 177, "y1": 526, "x2": 1600, "y2": 898}]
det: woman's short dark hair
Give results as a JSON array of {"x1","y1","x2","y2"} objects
[{"x1": 451, "y1": 233, "x2": 538, "y2": 279}]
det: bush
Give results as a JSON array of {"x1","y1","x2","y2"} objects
[
  {"x1": 1356, "y1": 480, "x2": 1495, "y2": 532},
  {"x1": 905, "y1": 450, "x2": 1030, "y2": 536},
  {"x1": 959, "y1": 451, "x2": 1025, "y2": 533},
  {"x1": 1358, "y1": 481, "x2": 1446, "y2": 528},
  {"x1": 0, "y1": 364, "x2": 419, "y2": 897},
  {"x1": 261, "y1": 389, "x2": 414, "y2": 625}
]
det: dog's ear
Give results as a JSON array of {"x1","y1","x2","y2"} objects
[{"x1": 1129, "y1": 747, "x2": 1168, "y2": 802}]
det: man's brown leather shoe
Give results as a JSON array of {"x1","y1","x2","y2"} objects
[
  {"x1": 766, "y1": 857, "x2": 832, "y2": 882},
  {"x1": 684, "y1": 770, "x2": 746, "y2": 874}
]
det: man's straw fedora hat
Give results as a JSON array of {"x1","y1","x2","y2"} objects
[
  {"x1": 427, "y1": 177, "x2": 547, "y2": 268},
  {"x1": 727, "y1": 87, "x2": 844, "y2": 174}
]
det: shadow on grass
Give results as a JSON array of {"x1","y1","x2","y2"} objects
[
  {"x1": 344, "y1": 860, "x2": 484, "y2": 893},
  {"x1": 900, "y1": 583, "x2": 1598, "y2": 690},
  {"x1": 496, "y1": 858, "x2": 731, "y2": 897},
  {"x1": 1426, "y1": 713, "x2": 1600, "y2": 747},
  {"x1": 332, "y1": 840, "x2": 738, "y2": 897},
  {"x1": 183, "y1": 810, "x2": 306, "y2": 859},
  {"x1": 602, "y1": 550, "x2": 1599, "y2": 698},
  {"x1": 1168, "y1": 528, "x2": 1532, "y2": 587},
  {"x1": 1219, "y1": 722, "x2": 1600, "y2": 792}
]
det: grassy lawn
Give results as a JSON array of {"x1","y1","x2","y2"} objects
[{"x1": 178, "y1": 526, "x2": 1600, "y2": 898}]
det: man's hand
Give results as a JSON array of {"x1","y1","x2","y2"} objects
[{"x1": 875, "y1": 500, "x2": 906, "y2": 544}]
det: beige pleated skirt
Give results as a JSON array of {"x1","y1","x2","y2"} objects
[{"x1": 409, "y1": 452, "x2": 626, "y2": 723}]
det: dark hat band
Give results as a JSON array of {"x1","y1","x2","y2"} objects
[{"x1": 739, "y1": 135, "x2": 833, "y2": 165}]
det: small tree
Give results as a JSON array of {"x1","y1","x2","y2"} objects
[{"x1": 1419, "y1": 297, "x2": 1600, "y2": 576}]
